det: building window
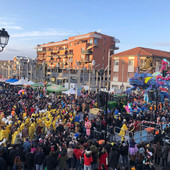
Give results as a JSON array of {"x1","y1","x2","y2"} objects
[
  {"x1": 81, "y1": 55, "x2": 84, "y2": 61},
  {"x1": 85, "y1": 55, "x2": 89, "y2": 61},
  {"x1": 113, "y1": 73, "x2": 118, "y2": 81},
  {"x1": 128, "y1": 60, "x2": 134, "y2": 66},
  {"x1": 81, "y1": 47, "x2": 85, "y2": 52},
  {"x1": 113, "y1": 59, "x2": 119, "y2": 72},
  {"x1": 70, "y1": 43, "x2": 72, "y2": 46},
  {"x1": 103, "y1": 49, "x2": 105, "y2": 53},
  {"x1": 103, "y1": 56, "x2": 104, "y2": 60},
  {"x1": 112, "y1": 85, "x2": 118, "y2": 90},
  {"x1": 89, "y1": 38, "x2": 93, "y2": 45},
  {"x1": 155, "y1": 60, "x2": 160, "y2": 72},
  {"x1": 128, "y1": 60, "x2": 134, "y2": 72},
  {"x1": 94, "y1": 38, "x2": 98, "y2": 45},
  {"x1": 128, "y1": 72, "x2": 134, "y2": 82},
  {"x1": 114, "y1": 59, "x2": 119, "y2": 66},
  {"x1": 140, "y1": 59, "x2": 145, "y2": 67}
]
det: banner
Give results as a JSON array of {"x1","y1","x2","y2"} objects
[
  {"x1": 76, "y1": 85, "x2": 82, "y2": 97},
  {"x1": 90, "y1": 108, "x2": 101, "y2": 115}
]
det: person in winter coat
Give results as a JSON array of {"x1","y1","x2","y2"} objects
[
  {"x1": 67, "y1": 145, "x2": 74, "y2": 169},
  {"x1": 23, "y1": 138, "x2": 31, "y2": 152},
  {"x1": 25, "y1": 149, "x2": 34, "y2": 170},
  {"x1": 0, "y1": 149, "x2": 6, "y2": 170},
  {"x1": 34, "y1": 147, "x2": 45, "y2": 170},
  {"x1": 129, "y1": 139, "x2": 138, "y2": 166},
  {"x1": 73, "y1": 145, "x2": 83, "y2": 170},
  {"x1": 90, "y1": 143, "x2": 99, "y2": 170},
  {"x1": 162, "y1": 143, "x2": 169, "y2": 166},
  {"x1": 44, "y1": 148, "x2": 58, "y2": 170},
  {"x1": 12, "y1": 156, "x2": 22, "y2": 170},
  {"x1": 14, "y1": 134, "x2": 22, "y2": 145},
  {"x1": 120, "y1": 141, "x2": 128, "y2": 167},
  {"x1": 108, "y1": 145, "x2": 119, "y2": 170},
  {"x1": 58, "y1": 151, "x2": 68, "y2": 170},
  {"x1": 155, "y1": 142, "x2": 162, "y2": 165},
  {"x1": 84, "y1": 149, "x2": 93, "y2": 170},
  {"x1": 99, "y1": 148, "x2": 108, "y2": 170}
]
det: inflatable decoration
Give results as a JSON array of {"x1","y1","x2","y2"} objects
[
  {"x1": 126, "y1": 59, "x2": 170, "y2": 99},
  {"x1": 85, "y1": 121, "x2": 91, "y2": 136}
]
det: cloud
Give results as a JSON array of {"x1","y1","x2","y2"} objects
[
  {"x1": 12, "y1": 29, "x2": 73, "y2": 38},
  {"x1": 150, "y1": 42, "x2": 170, "y2": 46},
  {"x1": 0, "y1": 21, "x2": 22, "y2": 30}
]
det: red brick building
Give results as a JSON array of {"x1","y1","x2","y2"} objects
[
  {"x1": 110, "y1": 47, "x2": 170, "y2": 91},
  {"x1": 35, "y1": 32, "x2": 119, "y2": 70}
]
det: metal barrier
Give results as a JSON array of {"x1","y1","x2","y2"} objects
[
  {"x1": 113, "y1": 125, "x2": 155, "y2": 144},
  {"x1": 113, "y1": 126, "x2": 133, "y2": 142}
]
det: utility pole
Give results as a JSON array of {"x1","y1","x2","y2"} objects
[
  {"x1": 105, "y1": 92, "x2": 108, "y2": 141},
  {"x1": 88, "y1": 67, "x2": 91, "y2": 95},
  {"x1": 96, "y1": 70, "x2": 98, "y2": 93},
  {"x1": 31, "y1": 64, "x2": 33, "y2": 80},
  {"x1": 107, "y1": 49, "x2": 112, "y2": 92}
]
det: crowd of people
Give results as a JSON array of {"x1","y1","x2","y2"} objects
[{"x1": 0, "y1": 83, "x2": 170, "y2": 170}]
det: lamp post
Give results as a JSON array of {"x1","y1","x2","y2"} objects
[
  {"x1": 0, "y1": 28, "x2": 10, "y2": 52},
  {"x1": 68, "y1": 58, "x2": 72, "y2": 89},
  {"x1": 121, "y1": 59, "x2": 124, "y2": 92},
  {"x1": 88, "y1": 60, "x2": 95, "y2": 94},
  {"x1": 50, "y1": 56, "x2": 54, "y2": 82},
  {"x1": 96, "y1": 70, "x2": 98, "y2": 93},
  {"x1": 107, "y1": 49, "x2": 114, "y2": 92}
]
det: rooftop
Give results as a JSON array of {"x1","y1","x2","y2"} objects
[
  {"x1": 112, "y1": 47, "x2": 170, "y2": 58},
  {"x1": 35, "y1": 32, "x2": 116, "y2": 48}
]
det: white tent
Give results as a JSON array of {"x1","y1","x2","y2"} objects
[
  {"x1": 27, "y1": 80, "x2": 35, "y2": 85},
  {"x1": 11, "y1": 78, "x2": 29, "y2": 86},
  {"x1": 62, "y1": 88, "x2": 76, "y2": 95},
  {"x1": 10, "y1": 78, "x2": 25, "y2": 85}
]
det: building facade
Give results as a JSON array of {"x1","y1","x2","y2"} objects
[
  {"x1": 110, "y1": 47, "x2": 170, "y2": 91},
  {"x1": 13, "y1": 56, "x2": 36, "y2": 80},
  {"x1": 35, "y1": 32, "x2": 119, "y2": 84},
  {"x1": 0, "y1": 60, "x2": 14, "y2": 78}
]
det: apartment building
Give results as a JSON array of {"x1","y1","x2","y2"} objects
[
  {"x1": 13, "y1": 56, "x2": 36, "y2": 80},
  {"x1": 0, "y1": 60, "x2": 14, "y2": 78},
  {"x1": 110, "y1": 47, "x2": 170, "y2": 91},
  {"x1": 35, "y1": 32, "x2": 119, "y2": 83}
]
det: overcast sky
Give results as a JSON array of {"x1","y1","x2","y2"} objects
[{"x1": 0, "y1": 0, "x2": 170, "y2": 60}]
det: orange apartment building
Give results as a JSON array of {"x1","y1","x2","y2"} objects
[
  {"x1": 110, "y1": 47, "x2": 170, "y2": 91},
  {"x1": 35, "y1": 32, "x2": 119, "y2": 82}
]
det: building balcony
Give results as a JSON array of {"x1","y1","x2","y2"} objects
[
  {"x1": 67, "y1": 52, "x2": 73, "y2": 56},
  {"x1": 37, "y1": 51, "x2": 46, "y2": 54},
  {"x1": 80, "y1": 60, "x2": 92, "y2": 64},
  {"x1": 36, "y1": 60, "x2": 43, "y2": 65},
  {"x1": 81, "y1": 50, "x2": 93, "y2": 55},
  {"x1": 87, "y1": 43, "x2": 97, "y2": 49},
  {"x1": 110, "y1": 45, "x2": 119, "y2": 50}
]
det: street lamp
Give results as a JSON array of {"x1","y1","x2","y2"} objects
[
  {"x1": 107, "y1": 49, "x2": 114, "y2": 92},
  {"x1": 0, "y1": 28, "x2": 10, "y2": 52},
  {"x1": 88, "y1": 60, "x2": 96, "y2": 94}
]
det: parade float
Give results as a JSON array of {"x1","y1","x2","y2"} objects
[{"x1": 126, "y1": 58, "x2": 170, "y2": 103}]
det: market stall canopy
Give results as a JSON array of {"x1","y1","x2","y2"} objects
[
  {"x1": 27, "y1": 80, "x2": 35, "y2": 86},
  {"x1": 11, "y1": 78, "x2": 28, "y2": 85},
  {"x1": 6, "y1": 78, "x2": 18, "y2": 83},
  {"x1": 0, "y1": 78, "x2": 8, "y2": 82},
  {"x1": 47, "y1": 82, "x2": 56, "y2": 87},
  {"x1": 31, "y1": 82, "x2": 44, "y2": 87},
  {"x1": 47, "y1": 84, "x2": 68, "y2": 92},
  {"x1": 62, "y1": 88, "x2": 76, "y2": 95}
]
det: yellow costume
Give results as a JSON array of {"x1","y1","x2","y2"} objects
[
  {"x1": 29, "y1": 123, "x2": 35, "y2": 140},
  {"x1": 11, "y1": 131, "x2": 19, "y2": 144},
  {"x1": 119, "y1": 124, "x2": 128, "y2": 141}
]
